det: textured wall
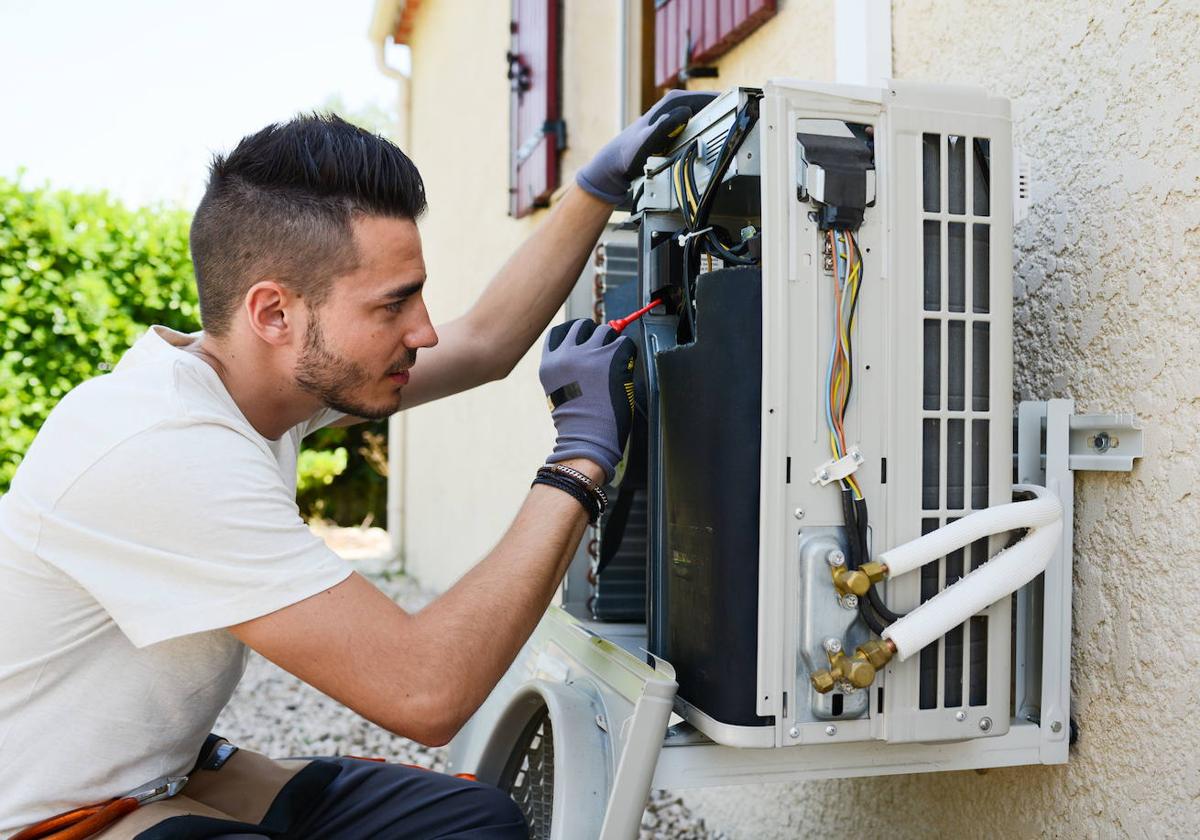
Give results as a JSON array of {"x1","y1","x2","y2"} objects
[
  {"x1": 681, "y1": 0, "x2": 1200, "y2": 836},
  {"x1": 398, "y1": 2, "x2": 621, "y2": 590},
  {"x1": 685, "y1": 0, "x2": 834, "y2": 93}
]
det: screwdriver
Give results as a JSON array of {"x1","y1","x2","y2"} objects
[{"x1": 607, "y1": 298, "x2": 663, "y2": 333}]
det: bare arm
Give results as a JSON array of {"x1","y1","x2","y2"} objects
[
  {"x1": 394, "y1": 185, "x2": 615, "y2": 411},
  {"x1": 229, "y1": 457, "x2": 603, "y2": 747}
]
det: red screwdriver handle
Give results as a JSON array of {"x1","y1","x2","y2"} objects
[{"x1": 608, "y1": 298, "x2": 663, "y2": 334}]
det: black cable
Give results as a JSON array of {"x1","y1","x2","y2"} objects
[
  {"x1": 680, "y1": 234, "x2": 698, "y2": 341},
  {"x1": 854, "y1": 496, "x2": 905, "y2": 623},
  {"x1": 858, "y1": 594, "x2": 889, "y2": 636},
  {"x1": 694, "y1": 100, "x2": 758, "y2": 225},
  {"x1": 673, "y1": 100, "x2": 761, "y2": 340}
]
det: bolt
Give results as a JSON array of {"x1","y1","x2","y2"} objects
[
  {"x1": 955, "y1": 710, "x2": 967, "y2": 722},
  {"x1": 840, "y1": 594, "x2": 859, "y2": 610},
  {"x1": 837, "y1": 681, "x2": 855, "y2": 694},
  {"x1": 1091, "y1": 431, "x2": 1111, "y2": 453},
  {"x1": 1050, "y1": 720, "x2": 1062, "y2": 733},
  {"x1": 825, "y1": 725, "x2": 837, "y2": 736},
  {"x1": 788, "y1": 726, "x2": 800, "y2": 739},
  {"x1": 826, "y1": 549, "x2": 846, "y2": 568},
  {"x1": 852, "y1": 451, "x2": 863, "y2": 463},
  {"x1": 979, "y1": 717, "x2": 993, "y2": 732},
  {"x1": 794, "y1": 507, "x2": 805, "y2": 520},
  {"x1": 819, "y1": 469, "x2": 831, "y2": 481},
  {"x1": 823, "y1": 637, "x2": 843, "y2": 655}
]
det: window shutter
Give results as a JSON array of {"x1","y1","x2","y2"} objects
[
  {"x1": 654, "y1": 0, "x2": 777, "y2": 89},
  {"x1": 509, "y1": 0, "x2": 562, "y2": 218}
]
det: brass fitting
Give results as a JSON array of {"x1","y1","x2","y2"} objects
[
  {"x1": 831, "y1": 560, "x2": 888, "y2": 597},
  {"x1": 810, "y1": 669, "x2": 837, "y2": 694},
  {"x1": 810, "y1": 639, "x2": 897, "y2": 694},
  {"x1": 857, "y1": 638, "x2": 895, "y2": 670}
]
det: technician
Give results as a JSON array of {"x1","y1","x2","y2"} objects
[{"x1": 0, "y1": 92, "x2": 713, "y2": 839}]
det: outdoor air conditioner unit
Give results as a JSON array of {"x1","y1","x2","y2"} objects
[
  {"x1": 588, "y1": 79, "x2": 1021, "y2": 747},
  {"x1": 451, "y1": 80, "x2": 1141, "y2": 840}
]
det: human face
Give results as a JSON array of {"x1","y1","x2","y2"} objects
[{"x1": 294, "y1": 215, "x2": 437, "y2": 419}]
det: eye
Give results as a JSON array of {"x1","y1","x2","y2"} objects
[{"x1": 383, "y1": 298, "x2": 409, "y2": 313}]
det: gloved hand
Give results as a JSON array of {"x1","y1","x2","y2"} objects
[
  {"x1": 576, "y1": 89, "x2": 718, "y2": 204},
  {"x1": 539, "y1": 319, "x2": 638, "y2": 483}
]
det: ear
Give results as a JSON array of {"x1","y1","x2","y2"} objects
[{"x1": 243, "y1": 280, "x2": 298, "y2": 347}]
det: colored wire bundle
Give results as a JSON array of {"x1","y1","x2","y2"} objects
[
  {"x1": 821, "y1": 230, "x2": 905, "y2": 633},
  {"x1": 824, "y1": 229, "x2": 864, "y2": 500}
]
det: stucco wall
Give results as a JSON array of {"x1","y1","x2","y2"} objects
[
  {"x1": 679, "y1": 1, "x2": 1200, "y2": 837},
  {"x1": 394, "y1": 0, "x2": 1198, "y2": 833},
  {"x1": 398, "y1": 2, "x2": 620, "y2": 590}
]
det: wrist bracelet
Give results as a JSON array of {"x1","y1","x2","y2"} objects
[
  {"x1": 541, "y1": 463, "x2": 609, "y2": 507},
  {"x1": 532, "y1": 473, "x2": 600, "y2": 525},
  {"x1": 537, "y1": 465, "x2": 608, "y2": 519}
]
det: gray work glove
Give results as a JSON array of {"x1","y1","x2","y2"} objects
[
  {"x1": 576, "y1": 89, "x2": 718, "y2": 204},
  {"x1": 539, "y1": 319, "x2": 638, "y2": 483}
]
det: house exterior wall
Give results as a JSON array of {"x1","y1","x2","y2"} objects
[
  {"x1": 390, "y1": 0, "x2": 1198, "y2": 834},
  {"x1": 397, "y1": 1, "x2": 620, "y2": 591},
  {"x1": 679, "y1": 0, "x2": 1200, "y2": 836}
]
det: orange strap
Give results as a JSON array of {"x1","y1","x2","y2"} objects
[{"x1": 11, "y1": 797, "x2": 138, "y2": 840}]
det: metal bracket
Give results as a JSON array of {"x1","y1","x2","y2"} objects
[
  {"x1": 1068, "y1": 413, "x2": 1143, "y2": 471},
  {"x1": 1014, "y1": 399, "x2": 1144, "y2": 765}
]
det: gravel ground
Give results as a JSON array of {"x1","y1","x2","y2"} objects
[{"x1": 216, "y1": 526, "x2": 723, "y2": 839}]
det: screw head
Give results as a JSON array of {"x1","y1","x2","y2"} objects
[
  {"x1": 840, "y1": 594, "x2": 859, "y2": 610},
  {"x1": 788, "y1": 726, "x2": 800, "y2": 739},
  {"x1": 979, "y1": 716, "x2": 993, "y2": 732},
  {"x1": 794, "y1": 507, "x2": 805, "y2": 520},
  {"x1": 955, "y1": 710, "x2": 967, "y2": 722},
  {"x1": 823, "y1": 637, "x2": 843, "y2": 655},
  {"x1": 825, "y1": 725, "x2": 837, "y2": 736},
  {"x1": 819, "y1": 469, "x2": 831, "y2": 481},
  {"x1": 826, "y1": 549, "x2": 846, "y2": 568},
  {"x1": 1050, "y1": 720, "x2": 1062, "y2": 733}
]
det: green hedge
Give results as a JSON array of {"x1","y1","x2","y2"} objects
[{"x1": 0, "y1": 176, "x2": 386, "y2": 524}]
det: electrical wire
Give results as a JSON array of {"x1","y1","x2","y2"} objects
[
  {"x1": 666, "y1": 100, "x2": 761, "y2": 341},
  {"x1": 824, "y1": 229, "x2": 864, "y2": 500},
  {"x1": 822, "y1": 228, "x2": 906, "y2": 629}
]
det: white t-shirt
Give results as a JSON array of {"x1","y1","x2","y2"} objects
[{"x1": 0, "y1": 326, "x2": 354, "y2": 837}]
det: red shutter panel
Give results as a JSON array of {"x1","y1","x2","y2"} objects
[
  {"x1": 509, "y1": 0, "x2": 562, "y2": 218},
  {"x1": 653, "y1": 0, "x2": 776, "y2": 89}
]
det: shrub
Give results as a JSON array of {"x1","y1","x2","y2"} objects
[
  {"x1": 0, "y1": 176, "x2": 199, "y2": 488},
  {"x1": 0, "y1": 176, "x2": 387, "y2": 525}
]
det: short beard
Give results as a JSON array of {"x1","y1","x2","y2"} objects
[{"x1": 294, "y1": 313, "x2": 400, "y2": 420}]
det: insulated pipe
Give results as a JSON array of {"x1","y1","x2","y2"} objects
[
  {"x1": 882, "y1": 485, "x2": 1062, "y2": 660},
  {"x1": 878, "y1": 485, "x2": 1062, "y2": 578}
]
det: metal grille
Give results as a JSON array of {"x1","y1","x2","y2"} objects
[
  {"x1": 918, "y1": 132, "x2": 994, "y2": 711},
  {"x1": 703, "y1": 133, "x2": 724, "y2": 168},
  {"x1": 498, "y1": 707, "x2": 555, "y2": 840}
]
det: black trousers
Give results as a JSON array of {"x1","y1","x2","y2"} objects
[{"x1": 89, "y1": 746, "x2": 528, "y2": 840}]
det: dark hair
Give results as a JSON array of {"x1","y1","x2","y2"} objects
[{"x1": 189, "y1": 113, "x2": 426, "y2": 336}]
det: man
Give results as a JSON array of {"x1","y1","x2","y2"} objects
[{"x1": 0, "y1": 91, "x2": 714, "y2": 839}]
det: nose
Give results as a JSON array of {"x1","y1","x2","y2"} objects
[{"x1": 407, "y1": 296, "x2": 439, "y2": 350}]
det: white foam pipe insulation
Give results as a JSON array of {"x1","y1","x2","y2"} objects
[{"x1": 880, "y1": 485, "x2": 1063, "y2": 661}]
